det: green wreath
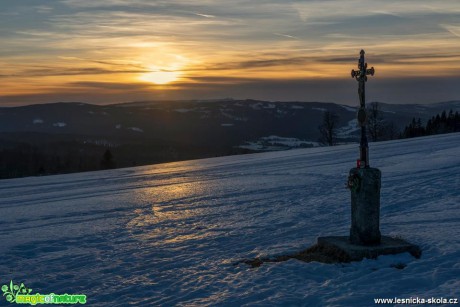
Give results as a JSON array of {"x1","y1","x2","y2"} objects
[{"x1": 347, "y1": 174, "x2": 361, "y2": 193}]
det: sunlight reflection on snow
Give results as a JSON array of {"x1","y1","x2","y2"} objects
[{"x1": 126, "y1": 172, "x2": 212, "y2": 244}]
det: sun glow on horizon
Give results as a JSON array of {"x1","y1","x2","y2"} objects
[
  {"x1": 139, "y1": 71, "x2": 181, "y2": 84},
  {"x1": 138, "y1": 54, "x2": 188, "y2": 85}
]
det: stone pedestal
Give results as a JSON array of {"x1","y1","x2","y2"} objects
[
  {"x1": 349, "y1": 167, "x2": 381, "y2": 245},
  {"x1": 314, "y1": 161, "x2": 422, "y2": 262}
]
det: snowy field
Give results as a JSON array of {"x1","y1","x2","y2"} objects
[{"x1": 1, "y1": 133, "x2": 459, "y2": 306}]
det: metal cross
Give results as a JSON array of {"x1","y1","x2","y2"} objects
[{"x1": 351, "y1": 49, "x2": 375, "y2": 168}]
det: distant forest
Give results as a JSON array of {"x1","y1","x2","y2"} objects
[
  {"x1": 402, "y1": 110, "x2": 460, "y2": 138},
  {"x1": 0, "y1": 137, "x2": 249, "y2": 180}
]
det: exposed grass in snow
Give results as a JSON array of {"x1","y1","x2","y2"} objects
[{"x1": 236, "y1": 244, "x2": 354, "y2": 268}]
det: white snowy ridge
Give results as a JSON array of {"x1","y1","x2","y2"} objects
[
  {"x1": 340, "y1": 105, "x2": 357, "y2": 112},
  {"x1": 127, "y1": 127, "x2": 143, "y2": 132},
  {"x1": 52, "y1": 122, "x2": 66, "y2": 127}
]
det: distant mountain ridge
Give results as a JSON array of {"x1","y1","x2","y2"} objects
[
  {"x1": 1, "y1": 99, "x2": 459, "y2": 138},
  {"x1": 0, "y1": 99, "x2": 458, "y2": 178}
]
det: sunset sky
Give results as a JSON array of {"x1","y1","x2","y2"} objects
[{"x1": 1, "y1": 0, "x2": 459, "y2": 106}]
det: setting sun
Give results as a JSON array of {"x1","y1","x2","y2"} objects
[{"x1": 139, "y1": 71, "x2": 180, "y2": 85}]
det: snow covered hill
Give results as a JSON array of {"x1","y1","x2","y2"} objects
[{"x1": 1, "y1": 133, "x2": 459, "y2": 306}]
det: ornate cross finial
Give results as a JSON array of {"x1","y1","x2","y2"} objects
[
  {"x1": 351, "y1": 50, "x2": 375, "y2": 107},
  {"x1": 350, "y1": 49, "x2": 375, "y2": 168}
]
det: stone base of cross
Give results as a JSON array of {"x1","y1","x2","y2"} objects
[
  {"x1": 348, "y1": 167, "x2": 381, "y2": 245},
  {"x1": 316, "y1": 163, "x2": 421, "y2": 260}
]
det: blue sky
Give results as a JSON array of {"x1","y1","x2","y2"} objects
[{"x1": 1, "y1": 0, "x2": 459, "y2": 105}]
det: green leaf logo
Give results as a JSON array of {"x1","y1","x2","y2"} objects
[{"x1": 2, "y1": 280, "x2": 32, "y2": 304}]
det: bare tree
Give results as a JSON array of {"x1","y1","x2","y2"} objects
[
  {"x1": 367, "y1": 102, "x2": 385, "y2": 142},
  {"x1": 383, "y1": 121, "x2": 398, "y2": 140},
  {"x1": 318, "y1": 110, "x2": 339, "y2": 146}
]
